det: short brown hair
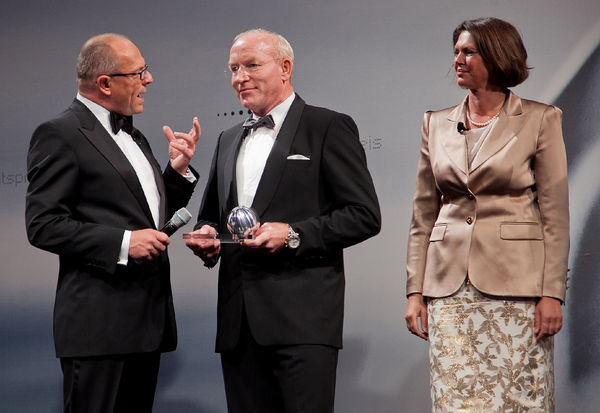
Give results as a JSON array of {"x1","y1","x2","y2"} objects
[
  {"x1": 76, "y1": 33, "x2": 127, "y2": 92},
  {"x1": 453, "y1": 17, "x2": 530, "y2": 88}
]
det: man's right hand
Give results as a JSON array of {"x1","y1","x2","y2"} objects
[
  {"x1": 129, "y1": 229, "x2": 170, "y2": 261},
  {"x1": 185, "y1": 225, "x2": 221, "y2": 261}
]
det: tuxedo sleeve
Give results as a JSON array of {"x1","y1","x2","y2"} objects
[
  {"x1": 25, "y1": 121, "x2": 123, "y2": 273},
  {"x1": 163, "y1": 162, "x2": 199, "y2": 219},
  {"x1": 291, "y1": 113, "x2": 381, "y2": 255}
]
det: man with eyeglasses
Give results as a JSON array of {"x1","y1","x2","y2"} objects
[
  {"x1": 185, "y1": 28, "x2": 381, "y2": 413},
  {"x1": 25, "y1": 33, "x2": 199, "y2": 413}
]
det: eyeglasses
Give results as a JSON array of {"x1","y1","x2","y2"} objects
[
  {"x1": 226, "y1": 60, "x2": 276, "y2": 76},
  {"x1": 108, "y1": 64, "x2": 149, "y2": 80}
]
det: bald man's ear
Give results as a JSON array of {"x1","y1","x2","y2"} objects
[{"x1": 96, "y1": 75, "x2": 112, "y2": 96}]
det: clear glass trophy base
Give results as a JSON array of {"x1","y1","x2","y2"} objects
[{"x1": 181, "y1": 233, "x2": 252, "y2": 243}]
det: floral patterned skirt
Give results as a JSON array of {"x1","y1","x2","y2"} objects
[{"x1": 427, "y1": 280, "x2": 554, "y2": 413}]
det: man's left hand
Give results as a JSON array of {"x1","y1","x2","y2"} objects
[
  {"x1": 163, "y1": 116, "x2": 201, "y2": 175},
  {"x1": 242, "y1": 222, "x2": 288, "y2": 253}
]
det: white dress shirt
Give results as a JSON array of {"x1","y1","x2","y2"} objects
[
  {"x1": 77, "y1": 93, "x2": 160, "y2": 265},
  {"x1": 236, "y1": 92, "x2": 295, "y2": 207}
]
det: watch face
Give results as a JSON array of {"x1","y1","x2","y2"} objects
[{"x1": 287, "y1": 237, "x2": 300, "y2": 249}]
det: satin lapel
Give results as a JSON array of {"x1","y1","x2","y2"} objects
[
  {"x1": 442, "y1": 99, "x2": 468, "y2": 176},
  {"x1": 132, "y1": 128, "x2": 166, "y2": 227},
  {"x1": 71, "y1": 101, "x2": 155, "y2": 226},
  {"x1": 470, "y1": 92, "x2": 524, "y2": 173},
  {"x1": 221, "y1": 127, "x2": 246, "y2": 210},
  {"x1": 251, "y1": 96, "x2": 306, "y2": 219}
]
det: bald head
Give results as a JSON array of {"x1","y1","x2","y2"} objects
[{"x1": 233, "y1": 29, "x2": 294, "y2": 66}]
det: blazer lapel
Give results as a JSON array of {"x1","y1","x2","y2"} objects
[
  {"x1": 443, "y1": 98, "x2": 469, "y2": 176},
  {"x1": 470, "y1": 91, "x2": 524, "y2": 172},
  {"x1": 251, "y1": 95, "x2": 305, "y2": 218},
  {"x1": 71, "y1": 100, "x2": 156, "y2": 227}
]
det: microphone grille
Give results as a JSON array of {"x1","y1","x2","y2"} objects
[{"x1": 174, "y1": 208, "x2": 192, "y2": 225}]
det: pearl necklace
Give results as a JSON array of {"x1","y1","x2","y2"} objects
[{"x1": 466, "y1": 106, "x2": 502, "y2": 127}]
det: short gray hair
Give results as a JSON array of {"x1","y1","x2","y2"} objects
[
  {"x1": 233, "y1": 28, "x2": 294, "y2": 63},
  {"x1": 76, "y1": 33, "x2": 128, "y2": 91}
]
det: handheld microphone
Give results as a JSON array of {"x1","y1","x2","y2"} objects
[
  {"x1": 160, "y1": 208, "x2": 192, "y2": 236},
  {"x1": 457, "y1": 122, "x2": 469, "y2": 133}
]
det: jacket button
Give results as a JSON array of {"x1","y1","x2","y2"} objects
[
  {"x1": 466, "y1": 216, "x2": 474, "y2": 225},
  {"x1": 466, "y1": 193, "x2": 474, "y2": 200}
]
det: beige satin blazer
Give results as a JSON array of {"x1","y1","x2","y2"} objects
[{"x1": 406, "y1": 91, "x2": 569, "y2": 301}]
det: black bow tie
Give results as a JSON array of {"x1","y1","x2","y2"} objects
[
  {"x1": 109, "y1": 111, "x2": 133, "y2": 135},
  {"x1": 242, "y1": 114, "x2": 275, "y2": 131}
]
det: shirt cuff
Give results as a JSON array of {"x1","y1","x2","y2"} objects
[
  {"x1": 183, "y1": 168, "x2": 197, "y2": 183},
  {"x1": 117, "y1": 230, "x2": 131, "y2": 266}
]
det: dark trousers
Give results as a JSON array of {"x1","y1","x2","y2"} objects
[
  {"x1": 220, "y1": 313, "x2": 339, "y2": 413},
  {"x1": 60, "y1": 352, "x2": 160, "y2": 413}
]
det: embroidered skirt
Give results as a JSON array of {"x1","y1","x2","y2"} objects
[{"x1": 427, "y1": 281, "x2": 554, "y2": 413}]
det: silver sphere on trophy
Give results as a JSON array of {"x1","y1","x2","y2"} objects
[
  {"x1": 183, "y1": 206, "x2": 259, "y2": 243},
  {"x1": 226, "y1": 206, "x2": 259, "y2": 238}
]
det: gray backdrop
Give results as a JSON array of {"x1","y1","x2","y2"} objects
[{"x1": 2, "y1": 0, "x2": 599, "y2": 411}]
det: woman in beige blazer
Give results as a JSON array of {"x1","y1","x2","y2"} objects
[{"x1": 405, "y1": 17, "x2": 569, "y2": 412}]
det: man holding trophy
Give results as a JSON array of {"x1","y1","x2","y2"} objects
[{"x1": 185, "y1": 29, "x2": 381, "y2": 413}]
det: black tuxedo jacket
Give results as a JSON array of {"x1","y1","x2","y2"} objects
[
  {"x1": 195, "y1": 95, "x2": 381, "y2": 352},
  {"x1": 26, "y1": 99, "x2": 197, "y2": 358}
]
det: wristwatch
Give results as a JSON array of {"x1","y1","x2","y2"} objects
[{"x1": 284, "y1": 225, "x2": 301, "y2": 249}]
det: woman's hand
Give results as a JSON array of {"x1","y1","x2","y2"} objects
[
  {"x1": 405, "y1": 293, "x2": 429, "y2": 340},
  {"x1": 534, "y1": 296, "x2": 562, "y2": 341}
]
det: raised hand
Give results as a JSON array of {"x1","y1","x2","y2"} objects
[{"x1": 163, "y1": 117, "x2": 201, "y2": 175}]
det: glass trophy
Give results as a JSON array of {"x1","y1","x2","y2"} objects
[{"x1": 182, "y1": 206, "x2": 259, "y2": 243}]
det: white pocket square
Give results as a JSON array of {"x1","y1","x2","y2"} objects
[{"x1": 287, "y1": 154, "x2": 310, "y2": 161}]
